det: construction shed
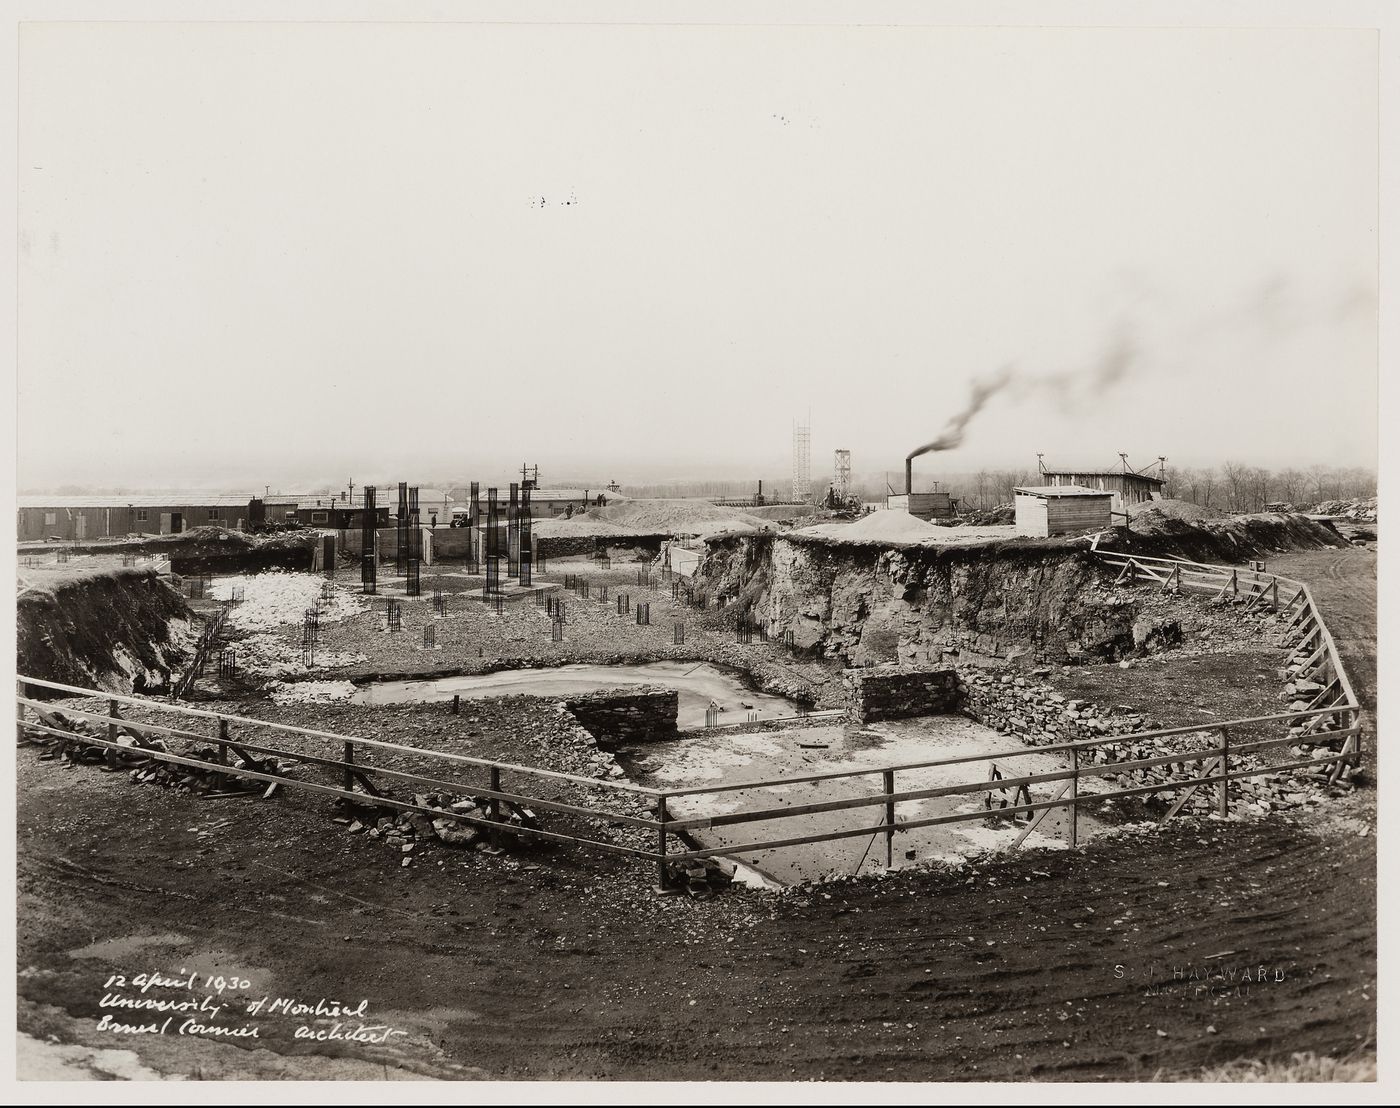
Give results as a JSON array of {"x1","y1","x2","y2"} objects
[
  {"x1": 885, "y1": 492, "x2": 955, "y2": 521},
  {"x1": 16, "y1": 495, "x2": 255, "y2": 542},
  {"x1": 1014, "y1": 485, "x2": 1113, "y2": 537}
]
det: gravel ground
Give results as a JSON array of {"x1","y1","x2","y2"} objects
[{"x1": 206, "y1": 557, "x2": 845, "y2": 710}]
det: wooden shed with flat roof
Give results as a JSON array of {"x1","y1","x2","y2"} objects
[{"x1": 1014, "y1": 485, "x2": 1113, "y2": 537}]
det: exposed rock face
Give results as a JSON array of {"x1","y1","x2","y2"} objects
[{"x1": 694, "y1": 534, "x2": 1151, "y2": 670}]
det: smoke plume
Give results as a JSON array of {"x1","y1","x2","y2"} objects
[{"x1": 905, "y1": 325, "x2": 1138, "y2": 464}]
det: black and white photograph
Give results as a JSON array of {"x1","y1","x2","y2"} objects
[{"x1": 5, "y1": 0, "x2": 1393, "y2": 1095}]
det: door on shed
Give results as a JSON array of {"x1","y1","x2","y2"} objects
[
  {"x1": 170, "y1": 512, "x2": 184, "y2": 534},
  {"x1": 76, "y1": 514, "x2": 87, "y2": 540},
  {"x1": 159, "y1": 513, "x2": 172, "y2": 535}
]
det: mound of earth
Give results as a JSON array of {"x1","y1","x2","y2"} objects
[
  {"x1": 1108, "y1": 511, "x2": 1344, "y2": 562},
  {"x1": 17, "y1": 566, "x2": 192, "y2": 695},
  {"x1": 1129, "y1": 498, "x2": 1227, "y2": 523},
  {"x1": 746, "y1": 503, "x2": 821, "y2": 522},
  {"x1": 801, "y1": 509, "x2": 945, "y2": 543},
  {"x1": 531, "y1": 516, "x2": 649, "y2": 539},
  {"x1": 591, "y1": 499, "x2": 771, "y2": 535}
]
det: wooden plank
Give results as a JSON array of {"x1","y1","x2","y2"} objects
[
  {"x1": 1006, "y1": 781, "x2": 1070, "y2": 850},
  {"x1": 1227, "y1": 726, "x2": 1362, "y2": 759},
  {"x1": 1290, "y1": 641, "x2": 1328, "y2": 679},
  {"x1": 1160, "y1": 756, "x2": 1222, "y2": 822}
]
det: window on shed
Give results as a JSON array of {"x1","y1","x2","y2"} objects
[
  {"x1": 44, "y1": 512, "x2": 56, "y2": 525},
  {"x1": 311, "y1": 511, "x2": 329, "y2": 523},
  {"x1": 135, "y1": 509, "x2": 149, "y2": 522},
  {"x1": 209, "y1": 509, "x2": 222, "y2": 521}
]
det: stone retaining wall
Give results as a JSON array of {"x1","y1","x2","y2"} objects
[
  {"x1": 562, "y1": 685, "x2": 679, "y2": 750},
  {"x1": 846, "y1": 666, "x2": 962, "y2": 722}
]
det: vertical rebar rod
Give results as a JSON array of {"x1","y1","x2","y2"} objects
[
  {"x1": 396, "y1": 481, "x2": 408, "y2": 576},
  {"x1": 507, "y1": 482, "x2": 520, "y2": 579},
  {"x1": 518, "y1": 488, "x2": 532, "y2": 586}
]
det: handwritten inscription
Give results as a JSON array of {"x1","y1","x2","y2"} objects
[{"x1": 96, "y1": 969, "x2": 407, "y2": 1045}]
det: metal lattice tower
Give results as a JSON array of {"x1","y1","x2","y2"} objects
[
  {"x1": 834, "y1": 449, "x2": 851, "y2": 500},
  {"x1": 792, "y1": 420, "x2": 811, "y2": 503}
]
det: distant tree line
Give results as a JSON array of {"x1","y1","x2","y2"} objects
[{"x1": 1163, "y1": 463, "x2": 1376, "y2": 512}]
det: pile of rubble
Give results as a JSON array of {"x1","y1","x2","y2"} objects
[
  {"x1": 1310, "y1": 497, "x2": 1377, "y2": 523},
  {"x1": 665, "y1": 857, "x2": 736, "y2": 898},
  {"x1": 1280, "y1": 651, "x2": 1355, "y2": 757},
  {"x1": 958, "y1": 669, "x2": 1152, "y2": 743},
  {"x1": 958, "y1": 504, "x2": 1015, "y2": 526},
  {"x1": 337, "y1": 792, "x2": 540, "y2": 867},
  {"x1": 956, "y1": 667, "x2": 1349, "y2": 816},
  {"x1": 20, "y1": 711, "x2": 277, "y2": 798}
]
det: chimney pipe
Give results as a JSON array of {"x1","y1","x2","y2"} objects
[{"x1": 905, "y1": 458, "x2": 913, "y2": 496}]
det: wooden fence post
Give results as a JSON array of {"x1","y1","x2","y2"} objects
[
  {"x1": 1218, "y1": 727, "x2": 1230, "y2": 817},
  {"x1": 489, "y1": 765, "x2": 502, "y2": 849},
  {"x1": 107, "y1": 699, "x2": 119, "y2": 747},
  {"x1": 217, "y1": 718, "x2": 229, "y2": 764},
  {"x1": 15, "y1": 679, "x2": 25, "y2": 742},
  {"x1": 656, "y1": 794, "x2": 670, "y2": 891},
  {"x1": 1069, "y1": 746, "x2": 1079, "y2": 847},
  {"x1": 343, "y1": 740, "x2": 355, "y2": 793},
  {"x1": 883, "y1": 770, "x2": 895, "y2": 868}
]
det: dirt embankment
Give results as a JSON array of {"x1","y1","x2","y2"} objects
[
  {"x1": 1103, "y1": 511, "x2": 1344, "y2": 563},
  {"x1": 16, "y1": 566, "x2": 194, "y2": 696}
]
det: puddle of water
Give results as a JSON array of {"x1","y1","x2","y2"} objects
[
  {"x1": 69, "y1": 933, "x2": 193, "y2": 961},
  {"x1": 624, "y1": 716, "x2": 1107, "y2": 886},
  {"x1": 351, "y1": 661, "x2": 800, "y2": 730}
]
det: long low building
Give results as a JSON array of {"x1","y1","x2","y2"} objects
[{"x1": 16, "y1": 494, "x2": 257, "y2": 542}]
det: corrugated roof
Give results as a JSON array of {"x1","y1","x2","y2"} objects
[
  {"x1": 1015, "y1": 485, "x2": 1114, "y2": 498},
  {"x1": 17, "y1": 494, "x2": 253, "y2": 509}
]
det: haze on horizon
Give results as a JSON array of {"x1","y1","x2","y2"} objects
[{"x1": 17, "y1": 22, "x2": 1378, "y2": 494}]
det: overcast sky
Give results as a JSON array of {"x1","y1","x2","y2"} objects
[{"x1": 17, "y1": 20, "x2": 1378, "y2": 491}]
